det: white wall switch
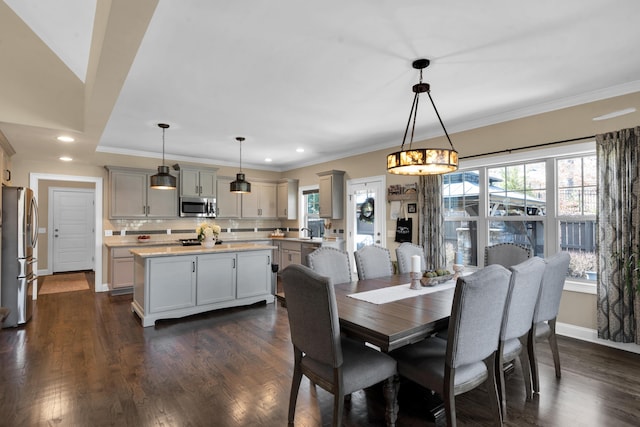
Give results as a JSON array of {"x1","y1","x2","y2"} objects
[
  {"x1": 120, "y1": 230, "x2": 126, "y2": 236},
  {"x1": 38, "y1": 227, "x2": 46, "y2": 234},
  {"x1": 167, "y1": 229, "x2": 171, "y2": 234},
  {"x1": 105, "y1": 230, "x2": 113, "y2": 237}
]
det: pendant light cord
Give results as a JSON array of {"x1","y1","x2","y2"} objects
[{"x1": 162, "y1": 127, "x2": 166, "y2": 166}]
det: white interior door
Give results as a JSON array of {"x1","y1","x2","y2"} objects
[
  {"x1": 346, "y1": 176, "x2": 386, "y2": 271},
  {"x1": 51, "y1": 188, "x2": 95, "y2": 273}
]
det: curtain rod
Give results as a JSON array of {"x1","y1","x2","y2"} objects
[{"x1": 459, "y1": 135, "x2": 596, "y2": 160}]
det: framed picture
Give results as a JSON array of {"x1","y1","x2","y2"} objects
[{"x1": 407, "y1": 203, "x2": 417, "y2": 213}]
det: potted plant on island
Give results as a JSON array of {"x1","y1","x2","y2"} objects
[{"x1": 197, "y1": 222, "x2": 221, "y2": 248}]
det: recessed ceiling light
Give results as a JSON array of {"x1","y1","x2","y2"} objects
[
  {"x1": 592, "y1": 107, "x2": 636, "y2": 121},
  {"x1": 264, "y1": 158, "x2": 272, "y2": 162},
  {"x1": 57, "y1": 136, "x2": 75, "y2": 142},
  {"x1": 296, "y1": 148, "x2": 304, "y2": 153},
  {"x1": 59, "y1": 156, "x2": 73, "y2": 161}
]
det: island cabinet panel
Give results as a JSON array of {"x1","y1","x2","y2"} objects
[
  {"x1": 148, "y1": 257, "x2": 196, "y2": 313},
  {"x1": 237, "y1": 251, "x2": 271, "y2": 298},
  {"x1": 197, "y1": 253, "x2": 236, "y2": 305},
  {"x1": 131, "y1": 246, "x2": 275, "y2": 327}
]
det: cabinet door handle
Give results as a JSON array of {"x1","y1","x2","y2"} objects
[
  {"x1": 195, "y1": 185, "x2": 199, "y2": 194},
  {"x1": 143, "y1": 206, "x2": 146, "y2": 214},
  {"x1": 199, "y1": 185, "x2": 202, "y2": 194},
  {"x1": 192, "y1": 261, "x2": 195, "y2": 272},
  {"x1": 232, "y1": 258, "x2": 236, "y2": 269},
  {"x1": 267, "y1": 255, "x2": 270, "y2": 265},
  {"x1": 147, "y1": 206, "x2": 150, "y2": 215}
]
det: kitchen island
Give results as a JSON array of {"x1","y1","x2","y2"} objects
[{"x1": 129, "y1": 243, "x2": 276, "y2": 327}]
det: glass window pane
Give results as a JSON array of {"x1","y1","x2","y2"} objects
[
  {"x1": 557, "y1": 158, "x2": 582, "y2": 187},
  {"x1": 444, "y1": 220, "x2": 478, "y2": 267},
  {"x1": 525, "y1": 162, "x2": 546, "y2": 190},
  {"x1": 558, "y1": 188, "x2": 582, "y2": 215},
  {"x1": 488, "y1": 220, "x2": 544, "y2": 257},
  {"x1": 443, "y1": 170, "x2": 480, "y2": 217},
  {"x1": 583, "y1": 156, "x2": 597, "y2": 186},
  {"x1": 560, "y1": 220, "x2": 597, "y2": 280}
]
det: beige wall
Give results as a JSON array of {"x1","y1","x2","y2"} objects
[{"x1": 9, "y1": 92, "x2": 640, "y2": 331}]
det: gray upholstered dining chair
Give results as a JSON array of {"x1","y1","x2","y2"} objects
[
  {"x1": 354, "y1": 245, "x2": 394, "y2": 280},
  {"x1": 390, "y1": 264, "x2": 512, "y2": 427},
  {"x1": 395, "y1": 243, "x2": 426, "y2": 274},
  {"x1": 496, "y1": 257, "x2": 546, "y2": 416},
  {"x1": 307, "y1": 246, "x2": 353, "y2": 284},
  {"x1": 484, "y1": 242, "x2": 532, "y2": 268},
  {"x1": 528, "y1": 251, "x2": 571, "y2": 394},
  {"x1": 281, "y1": 264, "x2": 399, "y2": 427}
]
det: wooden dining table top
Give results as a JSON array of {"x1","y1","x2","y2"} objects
[{"x1": 333, "y1": 273, "x2": 456, "y2": 352}]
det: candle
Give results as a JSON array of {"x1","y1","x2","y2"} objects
[
  {"x1": 455, "y1": 251, "x2": 463, "y2": 265},
  {"x1": 411, "y1": 255, "x2": 421, "y2": 273}
]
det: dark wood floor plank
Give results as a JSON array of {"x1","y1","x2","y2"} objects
[{"x1": 2, "y1": 286, "x2": 640, "y2": 426}]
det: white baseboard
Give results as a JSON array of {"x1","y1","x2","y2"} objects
[{"x1": 556, "y1": 322, "x2": 640, "y2": 354}]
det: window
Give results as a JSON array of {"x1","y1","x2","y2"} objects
[
  {"x1": 557, "y1": 155, "x2": 597, "y2": 280},
  {"x1": 443, "y1": 145, "x2": 597, "y2": 283},
  {"x1": 302, "y1": 188, "x2": 324, "y2": 238}
]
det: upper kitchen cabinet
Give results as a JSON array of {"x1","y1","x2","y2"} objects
[
  {"x1": 215, "y1": 176, "x2": 241, "y2": 218},
  {"x1": 277, "y1": 179, "x2": 298, "y2": 220},
  {"x1": 0, "y1": 129, "x2": 15, "y2": 185},
  {"x1": 241, "y1": 181, "x2": 277, "y2": 218},
  {"x1": 108, "y1": 167, "x2": 178, "y2": 219},
  {"x1": 180, "y1": 167, "x2": 217, "y2": 198},
  {"x1": 317, "y1": 170, "x2": 344, "y2": 219}
]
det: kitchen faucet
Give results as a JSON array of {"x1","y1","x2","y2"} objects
[{"x1": 300, "y1": 227, "x2": 313, "y2": 238}]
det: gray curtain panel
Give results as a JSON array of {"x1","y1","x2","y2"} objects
[
  {"x1": 596, "y1": 126, "x2": 640, "y2": 343},
  {"x1": 419, "y1": 175, "x2": 446, "y2": 270}
]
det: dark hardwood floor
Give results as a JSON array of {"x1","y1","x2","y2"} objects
[{"x1": 1, "y1": 288, "x2": 639, "y2": 426}]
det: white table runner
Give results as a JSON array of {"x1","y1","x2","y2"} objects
[{"x1": 347, "y1": 280, "x2": 457, "y2": 305}]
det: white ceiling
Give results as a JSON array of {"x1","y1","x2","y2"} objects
[{"x1": 2, "y1": 0, "x2": 640, "y2": 171}]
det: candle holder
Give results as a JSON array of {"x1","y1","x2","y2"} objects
[
  {"x1": 410, "y1": 272, "x2": 422, "y2": 290},
  {"x1": 452, "y1": 264, "x2": 464, "y2": 281}
]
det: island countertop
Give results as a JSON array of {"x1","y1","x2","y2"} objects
[{"x1": 129, "y1": 243, "x2": 276, "y2": 258}]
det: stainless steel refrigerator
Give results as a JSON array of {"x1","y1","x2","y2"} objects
[{"x1": 1, "y1": 186, "x2": 38, "y2": 327}]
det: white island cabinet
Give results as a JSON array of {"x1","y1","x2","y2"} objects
[{"x1": 130, "y1": 244, "x2": 275, "y2": 327}]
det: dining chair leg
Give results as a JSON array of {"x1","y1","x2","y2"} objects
[
  {"x1": 548, "y1": 318, "x2": 561, "y2": 378},
  {"x1": 485, "y1": 353, "x2": 503, "y2": 426},
  {"x1": 517, "y1": 335, "x2": 533, "y2": 400},
  {"x1": 288, "y1": 354, "x2": 303, "y2": 425},
  {"x1": 527, "y1": 328, "x2": 541, "y2": 394},
  {"x1": 443, "y1": 366, "x2": 457, "y2": 427},
  {"x1": 382, "y1": 375, "x2": 399, "y2": 427},
  {"x1": 333, "y1": 392, "x2": 344, "y2": 427},
  {"x1": 495, "y1": 342, "x2": 507, "y2": 418}
]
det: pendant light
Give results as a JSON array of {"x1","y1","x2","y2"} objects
[
  {"x1": 150, "y1": 123, "x2": 177, "y2": 189},
  {"x1": 230, "y1": 136, "x2": 251, "y2": 193},
  {"x1": 387, "y1": 59, "x2": 458, "y2": 175}
]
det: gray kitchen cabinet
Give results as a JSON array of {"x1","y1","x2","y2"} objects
[
  {"x1": 241, "y1": 181, "x2": 277, "y2": 218},
  {"x1": 180, "y1": 167, "x2": 217, "y2": 198},
  {"x1": 236, "y1": 251, "x2": 271, "y2": 298},
  {"x1": 277, "y1": 179, "x2": 298, "y2": 219},
  {"x1": 280, "y1": 240, "x2": 302, "y2": 270},
  {"x1": 215, "y1": 175, "x2": 241, "y2": 218},
  {"x1": 197, "y1": 252, "x2": 236, "y2": 305},
  {"x1": 148, "y1": 256, "x2": 197, "y2": 314},
  {"x1": 109, "y1": 247, "x2": 134, "y2": 291},
  {"x1": 132, "y1": 246, "x2": 275, "y2": 327},
  {"x1": 108, "y1": 167, "x2": 178, "y2": 218},
  {"x1": 317, "y1": 170, "x2": 345, "y2": 219}
]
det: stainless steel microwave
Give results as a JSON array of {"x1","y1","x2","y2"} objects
[{"x1": 179, "y1": 196, "x2": 216, "y2": 218}]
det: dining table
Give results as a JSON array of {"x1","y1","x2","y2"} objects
[{"x1": 333, "y1": 272, "x2": 458, "y2": 352}]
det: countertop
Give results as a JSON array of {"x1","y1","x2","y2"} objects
[
  {"x1": 105, "y1": 237, "x2": 326, "y2": 248},
  {"x1": 129, "y1": 243, "x2": 277, "y2": 258}
]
